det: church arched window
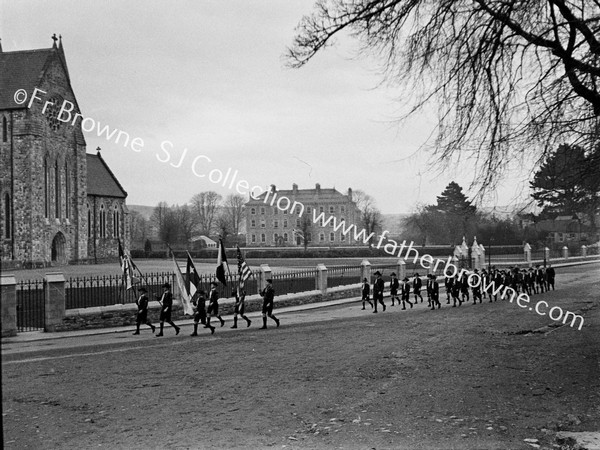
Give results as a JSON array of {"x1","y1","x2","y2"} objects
[
  {"x1": 54, "y1": 160, "x2": 61, "y2": 218},
  {"x1": 87, "y1": 203, "x2": 91, "y2": 238},
  {"x1": 64, "y1": 162, "x2": 70, "y2": 219},
  {"x1": 113, "y1": 205, "x2": 120, "y2": 238},
  {"x1": 2, "y1": 116, "x2": 7, "y2": 142},
  {"x1": 3, "y1": 192, "x2": 11, "y2": 239},
  {"x1": 44, "y1": 157, "x2": 49, "y2": 218},
  {"x1": 99, "y1": 204, "x2": 106, "y2": 238}
]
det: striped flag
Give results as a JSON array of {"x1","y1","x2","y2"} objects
[
  {"x1": 236, "y1": 245, "x2": 253, "y2": 288},
  {"x1": 216, "y1": 239, "x2": 229, "y2": 286}
]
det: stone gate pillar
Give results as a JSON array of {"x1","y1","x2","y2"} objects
[
  {"x1": 360, "y1": 260, "x2": 371, "y2": 283},
  {"x1": 1, "y1": 275, "x2": 17, "y2": 337},
  {"x1": 397, "y1": 260, "x2": 406, "y2": 280},
  {"x1": 258, "y1": 264, "x2": 271, "y2": 294},
  {"x1": 316, "y1": 264, "x2": 327, "y2": 294},
  {"x1": 45, "y1": 273, "x2": 66, "y2": 332}
]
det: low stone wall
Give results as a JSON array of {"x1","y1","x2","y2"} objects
[{"x1": 55, "y1": 284, "x2": 361, "y2": 332}]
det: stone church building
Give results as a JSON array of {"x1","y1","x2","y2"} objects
[{"x1": 0, "y1": 36, "x2": 129, "y2": 267}]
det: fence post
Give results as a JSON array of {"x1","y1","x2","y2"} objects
[
  {"x1": 562, "y1": 246, "x2": 569, "y2": 260},
  {"x1": 45, "y1": 273, "x2": 66, "y2": 332},
  {"x1": 259, "y1": 264, "x2": 271, "y2": 294},
  {"x1": 524, "y1": 243, "x2": 532, "y2": 267},
  {"x1": 581, "y1": 245, "x2": 587, "y2": 257},
  {"x1": 544, "y1": 247, "x2": 550, "y2": 261},
  {"x1": 1, "y1": 274, "x2": 17, "y2": 337},
  {"x1": 360, "y1": 260, "x2": 371, "y2": 283},
  {"x1": 316, "y1": 264, "x2": 327, "y2": 294},
  {"x1": 397, "y1": 260, "x2": 406, "y2": 280}
]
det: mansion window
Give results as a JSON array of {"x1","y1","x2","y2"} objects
[
  {"x1": 251, "y1": 234, "x2": 256, "y2": 243},
  {"x1": 261, "y1": 233, "x2": 266, "y2": 243},
  {"x1": 283, "y1": 219, "x2": 288, "y2": 228},
  {"x1": 319, "y1": 233, "x2": 325, "y2": 242},
  {"x1": 330, "y1": 232, "x2": 335, "y2": 242},
  {"x1": 340, "y1": 206, "x2": 345, "y2": 214},
  {"x1": 251, "y1": 219, "x2": 256, "y2": 227},
  {"x1": 340, "y1": 233, "x2": 345, "y2": 242},
  {"x1": 260, "y1": 207, "x2": 265, "y2": 215},
  {"x1": 274, "y1": 220, "x2": 279, "y2": 228},
  {"x1": 319, "y1": 206, "x2": 324, "y2": 214},
  {"x1": 251, "y1": 208, "x2": 256, "y2": 215},
  {"x1": 284, "y1": 233, "x2": 288, "y2": 242},
  {"x1": 296, "y1": 219, "x2": 301, "y2": 227},
  {"x1": 329, "y1": 206, "x2": 335, "y2": 214},
  {"x1": 260, "y1": 220, "x2": 265, "y2": 228}
]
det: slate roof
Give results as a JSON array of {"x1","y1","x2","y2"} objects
[
  {"x1": 0, "y1": 49, "x2": 55, "y2": 110},
  {"x1": 86, "y1": 153, "x2": 127, "y2": 198}
]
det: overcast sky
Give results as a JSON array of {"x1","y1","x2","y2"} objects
[{"x1": 1, "y1": 0, "x2": 535, "y2": 213}]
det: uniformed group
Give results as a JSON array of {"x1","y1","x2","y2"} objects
[
  {"x1": 132, "y1": 279, "x2": 280, "y2": 337},
  {"x1": 361, "y1": 264, "x2": 557, "y2": 312}
]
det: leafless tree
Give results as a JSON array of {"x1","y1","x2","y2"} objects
[
  {"x1": 222, "y1": 194, "x2": 246, "y2": 236},
  {"x1": 190, "y1": 191, "x2": 222, "y2": 236},
  {"x1": 129, "y1": 210, "x2": 148, "y2": 245},
  {"x1": 287, "y1": 1, "x2": 600, "y2": 194},
  {"x1": 352, "y1": 189, "x2": 383, "y2": 246}
]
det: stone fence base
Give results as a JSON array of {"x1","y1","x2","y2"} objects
[{"x1": 55, "y1": 284, "x2": 361, "y2": 332}]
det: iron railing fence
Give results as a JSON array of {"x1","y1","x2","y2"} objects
[
  {"x1": 16, "y1": 279, "x2": 45, "y2": 331},
  {"x1": 271, "y1": 268, "x2": 318, "y2": 295},
  {"x1": 66, "y1": 272, "x2": 175, "y2": 309},
  {"x1": 327, "y1": 265, "x2": 362, "y2": 288}
]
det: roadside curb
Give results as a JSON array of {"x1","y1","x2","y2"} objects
[{"x1": 1, "y1": 296, "x2": 362, "y2": 345}]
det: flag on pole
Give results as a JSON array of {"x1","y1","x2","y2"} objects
[
  {"x1": 118, "y1": 239, "x2": 139, "y2": 290},
  {"x1": 186, "y1": 252, "x2": 201, "y2": 299},
  {"x1": 236, "y1": 245, "x2": 253, "y2": 288},
  {"x1": 172, "y1": 251, "x2": 194, "y2": 316},
  {"x1": 216, "y1": 239, "x2": 229, "y2": 286}
]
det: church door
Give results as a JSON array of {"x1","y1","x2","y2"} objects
[{"x1": 51, "y1": 232, "x2": 67, "y2": 264}]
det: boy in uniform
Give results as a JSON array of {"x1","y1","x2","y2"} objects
[
  {"x1": 389, "y1": 272, "x2": 400, "y2": 306},
  {"x1": 155, "y1": 283, "x2": 180, "y2": 337},
  {"x1": 372, "y1": 271, "x2": 386, "y2": 313},
  {"x1": 259, "y1": 278, "x2": 280, "y2": 329},
  {"x1": 190, "y1": 290, "x2": 214, "y2": 336},
  {"x1": 232, "y1": 285, "x2": 252, "y2": 328},
  {"x1": 401, "y1": 277, "x2": 413, "y2": 310},
  {"x1": 206, "y1": 281, "x2": 225, "y2": 329},
  {"x1": 361, "y1": 277, "x2": 373, "y2": 310},
  {"x1": 133, "y1": 287, "x2": 155, "y2": 335}
]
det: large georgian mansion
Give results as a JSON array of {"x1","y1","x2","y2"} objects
[
  {"x1": 245, "y1": 184, "x2": 361, "y2": 246},
  {"x1": 0, "y1": 36, "x2": 129, "y2": 267}
]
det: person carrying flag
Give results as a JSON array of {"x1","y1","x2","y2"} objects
[
  {"x1": 191, "y1": 290, "x2": 214, "y2": 336},
  {"x1": 233, "y1": 245, "x2": 253, "y2": 328},
  {"x1": 206, "y1": 281, "x2": 225, "y2": 329},
  {"x1": 231, "y1": 285, "x2": 251, "y2": 328},
  {"x1": 132, "y1": 287, "x2": 155, "y2": 335}
]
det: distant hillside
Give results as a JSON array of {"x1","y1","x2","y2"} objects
[{"x1": 128, "y1": 204, "x2": 155, "y2": 220}]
